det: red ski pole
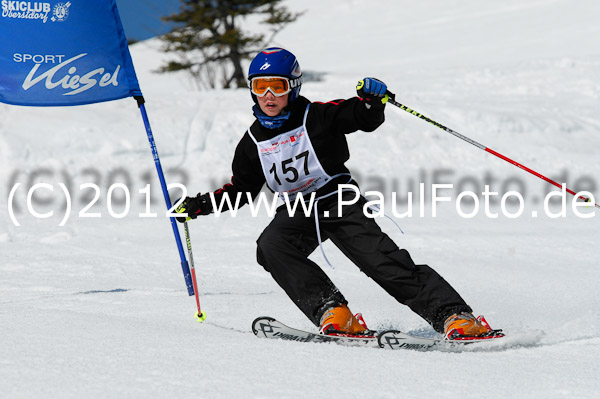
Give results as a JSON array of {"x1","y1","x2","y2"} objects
[
  {"x1": 385, "y1": 92, "x2": 599, "y2": 209},
  {"x1": 184, "y1": 221, "x2": 207, "y2": 322}
]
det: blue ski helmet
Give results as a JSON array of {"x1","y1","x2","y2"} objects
[{"x1": 248, "y1": 47, "x2": 303, "y2": 103}]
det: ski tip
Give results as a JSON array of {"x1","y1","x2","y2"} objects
[{"x1": 252, "y1": 316, "x2": 277, "y2": 336}]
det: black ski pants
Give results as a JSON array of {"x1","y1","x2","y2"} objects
[{"x1": 256, "y1": 191, "x2": 471, "y2": 333}]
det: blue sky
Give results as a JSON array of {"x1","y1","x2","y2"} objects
[{"x1": 116, "y1": 0, "x2": 180, "y2": 41}]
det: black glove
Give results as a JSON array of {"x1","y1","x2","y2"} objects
[
  {"x1": 356, "y1": 77, "x2": 390, "y2": 108},
  {"x1": 174, "y1": 193, "x2": 212, "y2": 223}
]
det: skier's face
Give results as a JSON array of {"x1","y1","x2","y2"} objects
[{"x1": 257, "y1": 91, "x2": 289, "y2": 117}]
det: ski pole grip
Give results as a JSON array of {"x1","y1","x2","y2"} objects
[{"x1": 385, "y1": 90, "x2": 396, "y2": 101}]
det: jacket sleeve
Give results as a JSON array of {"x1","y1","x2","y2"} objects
[
  {"x1": 310, "y1": 97, "x2": 385, "y2": 135},
  {"x1": 203, "y1": 133, "x2": 265, "y2": 213}
]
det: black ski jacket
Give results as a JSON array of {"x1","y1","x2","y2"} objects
[{"x1": 206, "y1": 95, "x2": 385, "y2": 211}]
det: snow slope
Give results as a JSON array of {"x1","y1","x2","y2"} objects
[{"x1": 1, "y1": 0, "x2": 599, "y2": 398}]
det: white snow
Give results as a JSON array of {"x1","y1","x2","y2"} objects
[{"x1": 1, "y1": 0, "x2": 599, "y2": 398}]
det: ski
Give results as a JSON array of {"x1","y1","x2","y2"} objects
[
  {"x1": 253, "y1": 316, "x2": 515, "y2": 352},
  {"x1": 252, "y1": 316, "x2": 379, "y2": 348},
  {"x1": 378, "y1": 330, "x2": 505, "y2": 351}
]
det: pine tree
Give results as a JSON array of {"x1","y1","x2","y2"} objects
[{"x1": 159, "y1": 0, "x2": 302, "y2": 89}]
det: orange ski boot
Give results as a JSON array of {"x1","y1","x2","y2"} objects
[
  {"x1": 319, "y1": 304, "x2": 371, "y2": 336},
  {"x1": 444, "y1": 312, "x2": 502, "y2": 340}
]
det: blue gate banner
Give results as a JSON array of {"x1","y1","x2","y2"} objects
[{"x1": 0, "y1": 0, "x2": 142, "y2": 106}]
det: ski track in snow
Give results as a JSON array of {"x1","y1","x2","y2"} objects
[{"x1": 2, "y1": 0, "x2": 600, "y2": 398}]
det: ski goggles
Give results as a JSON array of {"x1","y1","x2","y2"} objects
[{"x1": 250, "y1": 76, "x2": 292, "y2": 97}]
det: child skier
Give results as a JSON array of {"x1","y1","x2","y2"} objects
[{"x1": 176, "y1": 47, "x2": 496, "y2": 339}]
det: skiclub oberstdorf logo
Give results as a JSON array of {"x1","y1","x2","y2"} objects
[{"x1": 1, "y1": 1, "x2": 71, "y2": 23}]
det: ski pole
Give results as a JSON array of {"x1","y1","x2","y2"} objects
[
  {"x1": 184, "y1": 221, "x2": 207, "y2": 322},
  {"x1": 385, "y1": 92, "x2": 599, "y2": 209}
]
